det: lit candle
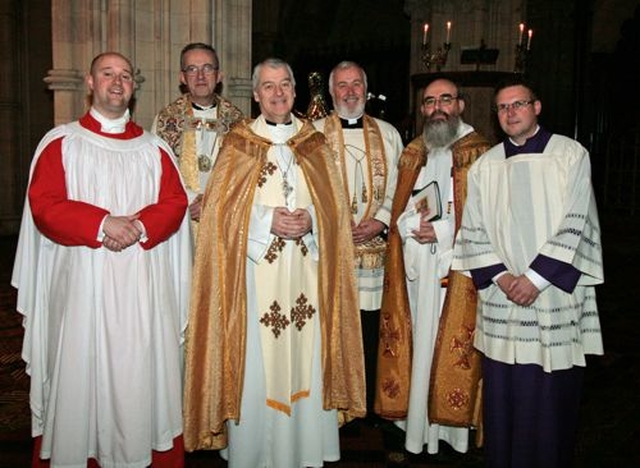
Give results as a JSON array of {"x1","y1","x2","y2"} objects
[
  {"x1": 518, "y1": 23, "x2": 525, "y2": 46},
  {"x1": 527, "y1": 29, "x2": 533, "y2": 50},
  {"x1": 423, "y1": 23, "x2": 429, "y2": 46},
  {"x1": 446, "y1": 21, "x2": 452, "y2": 43}
]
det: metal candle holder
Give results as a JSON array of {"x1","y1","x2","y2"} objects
[{"x1": 421, "y1": 41, "x2": 451, "y2": 72}]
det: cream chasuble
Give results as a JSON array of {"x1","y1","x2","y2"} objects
[{"x1": 252, "y1": 116, "x2": 318, "y2": 415}]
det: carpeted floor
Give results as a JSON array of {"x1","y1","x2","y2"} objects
[{"x1": 1, "y1": 214, "x2": 639, "y2": 467}]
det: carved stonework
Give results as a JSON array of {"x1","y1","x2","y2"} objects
[{"x1": 43, "y1": 69, "x2": 84, "y2": 91}]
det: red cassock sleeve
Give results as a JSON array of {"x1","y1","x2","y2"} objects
[
  {"x1": 28, "y1": 137, "x2": 109, "y2": 248},
  {"x1": 136, "y1": 148, "x2": 187, "y2": 250}
]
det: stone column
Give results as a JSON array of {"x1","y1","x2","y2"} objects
[
  {"x1": 214, "y1": 0, "x2": 253, "y2": 116},
  {"x1": 47, "y1": 0, "x2": 253, "y2": 129},
  {"x1": 46, "y1": 0, "x2": 88, "y2": 126}
]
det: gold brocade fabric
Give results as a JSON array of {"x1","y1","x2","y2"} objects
[
  {"x1": 153, "y1": 93, "x2": 243, "y2": 193},
  {"x1": 182, "y1": 118, "x2": 365, "y2": 451},
  {"x1": 323, "y1": 113, "x2": 388, "y2": 270},
  {"x1": 374, "y1": 132, "x2": 490, "y2": 430}
]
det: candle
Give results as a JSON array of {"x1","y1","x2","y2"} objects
[
  {"x1": 446, "y1": 21, "x2": 452, "y2": 43},
  {"x1": 527, "y1": 29, "x2": 533, "y2": 50},
  {"x1": 423, "y1": 23, "x2": 429, "y2": 46},
  {"x1": 518, "y1": 23, "x2": 525, "y2": 46}
]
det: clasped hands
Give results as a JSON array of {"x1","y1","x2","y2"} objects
[
  {"x1": 271, "y1": 207, "x2": 312, "y2": 240},
  {"x1": 189, "y1": 194, "x2": 203, "y2": 222},
  {"x1": 496, "y1": 273, "x2": 540, "y2": 307},
  {"x1": 352, "y1": 218, "x2": 385, "y2": 244},
  {"x1": 102, "y1": 214, "x2": 143, "y2": 252}
]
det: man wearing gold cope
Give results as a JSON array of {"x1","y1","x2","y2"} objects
[{"x1": 183, "y1": 58, "x2": 365, "y2": 467}]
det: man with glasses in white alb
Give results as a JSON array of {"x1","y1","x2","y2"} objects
[{"x1": 153, "y1": 43, "x2": 243, "y2": 231}]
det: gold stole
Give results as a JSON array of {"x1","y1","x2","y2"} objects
[
  {"x1": 179, "y1": 121, "x2": 199, "y2": 192},
  {"x1": 323, "y1": 113, "x2": 388, "y2": 270},
  {"x1": 375, "y1": 133, "x2": 489, "y2": 435},
  {"x1": 373, "y1": 138, "x2": 423, "y2": 419}
]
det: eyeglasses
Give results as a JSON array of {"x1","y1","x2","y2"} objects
[
  {"x1": 422, "y1": 94, "x2": 459, "y2": 108},
  {"x1": 494, "y1": 100, "x2": 534, "y2": 113},
  {"x1": 182, "y1": 64, "x2": 219, "y2": 76}
]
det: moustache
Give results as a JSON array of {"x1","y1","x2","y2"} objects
[{"x1": 428, "y1": 110, "x2": 449, "y2": 121}]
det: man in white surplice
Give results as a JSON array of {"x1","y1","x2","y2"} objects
[
  {"x1": 452, "y1": 76, "x2": 604, "y2": 468},
  {"x1": 12, "y1": 52, "x2": 191, "y2": 468}
]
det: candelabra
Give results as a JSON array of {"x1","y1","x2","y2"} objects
[
  {"x1": 421, "y1": 41, "x2": 451, "y2": 72},
  {"x1": 514, "y1": 42, "x2": 530, "y2": 74},
  {"x1": 514, "y1": 25, "x2": 533, "y2": 73}
]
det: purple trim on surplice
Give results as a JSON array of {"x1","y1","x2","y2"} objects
[
  {"x1": 503, "y1": 126, "x2": 552, "y2": 157},
  {"x1": 530, "y1": 254, "x2": 581, "y2": 293},
  {"x1": 470, "y1": 263, "x2": 508, "y2": 290}
]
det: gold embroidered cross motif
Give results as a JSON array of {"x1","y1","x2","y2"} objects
[
  {"x1": 446, "y1": 387, "x2": 470, "y2": 410},
  {"x1": 381, "y1": 378, "x2": 401, "y2": 399},
  {"x1": 449, "y1": 324, "x2": 475, "y2": 370},
  {"x1": 265, "y1": 237, "x2": 286, "y2": 263},
  {"x1": 258, "y1": 161, "x2": 277, "y2": 188},
  {"x1": 290, "y1": 293, "x2": 315, "y2": 331},
  {"x1": 259, "y1": 301, "x2": 290, "y2": 338},
  {"x1": 380, "y1": 313, "x2": 401, "y2": 357},
  {"x1": 294, "y1": 238, "x2": 308, "y2": 256}
]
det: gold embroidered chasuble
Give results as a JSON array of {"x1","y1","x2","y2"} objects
[
  {"x1": 374, "y1": 132, "x2": 489, "y2": 430},
  {"x1": 323, "y1": 113, "x2": 388, "y2": 271},
  {"x1": 153, "y1": 93, "x2": 243, "y2": 193},
  {"x1": 183, "y1": 117, "x2": 365, "y2": 451}
]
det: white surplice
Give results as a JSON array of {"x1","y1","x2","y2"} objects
[{"x1": 12, "y1": 121, "x2": 191, "y2": 468}]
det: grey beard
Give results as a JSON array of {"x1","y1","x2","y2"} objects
[
  {"x1": 422, "y1": 114, "x2": 460, "y2": 149},
  {"x1": 335, "y1": 101, "x2": 366, "y2": 120}
]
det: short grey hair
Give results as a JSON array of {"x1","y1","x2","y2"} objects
[
  {"x1": 252, "y1": 58, "x2": 296, "y2": 92},
  {"x1": 328, "y1": 61, "x2": 368, "y2": 97}
]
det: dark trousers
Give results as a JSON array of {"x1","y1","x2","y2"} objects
[
  {"x1": 482, "y1": 356, "x2": 585, "y2": 468},
  {"x1": 361, "y1": 309, "x2": 381, "y2": 414}
]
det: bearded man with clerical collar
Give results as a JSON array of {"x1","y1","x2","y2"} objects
[
  {"x1": 313, "y1": 61, "x2": 404, "y2": 420},
  {"x1": 375, "y1": 78, "x2": 490, "y2": 456}
]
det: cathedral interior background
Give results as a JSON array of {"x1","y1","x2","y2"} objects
[{"x1": 1, "y1": 1, "x2": 640, "y2": 467}]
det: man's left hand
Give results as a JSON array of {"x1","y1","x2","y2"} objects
[{"x1": 352, "y1": 219, "x2": 385, "y2": 244}]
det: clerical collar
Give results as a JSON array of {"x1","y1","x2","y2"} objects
[
  {"x1": 90, "y1": 107, "x2": 130, "y2": 134},
  {"x1": 339, "y1": 115, "x2": 363, "y2": 128},
  {"x1": 265, "y1": 119, "x2": 293, "y2": 126},
  {"x1": 504, "y1": 126, "x2": 552, "y2": 158},
  {"x1": 192, "y1": 101, "x2": 216, "y2": 111}
]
